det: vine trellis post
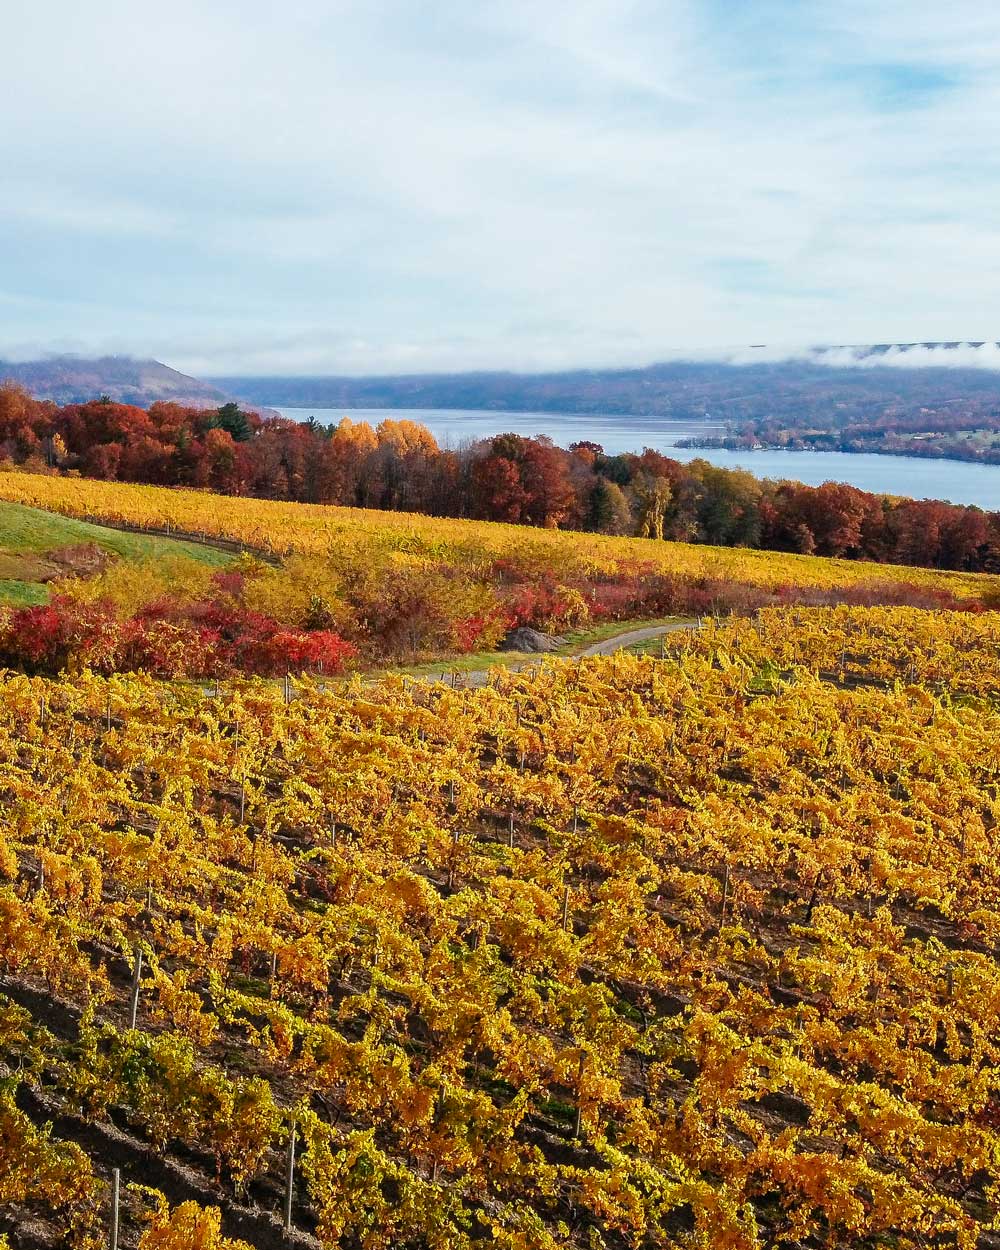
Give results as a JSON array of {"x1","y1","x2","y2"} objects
[
  {"x1": 109, "y1": 1167, "x2": 120, "y2": 1250},
  {"x1": 284, "y1": 1122, "x2": 297, "y2": 1232},
  {"x1": 128, "y1": 949, "x2": 143, "y2": 1030}
]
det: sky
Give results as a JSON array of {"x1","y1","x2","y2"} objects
[{"x1": 3, "y1": 0, "x2": 1000, "y2": 376}]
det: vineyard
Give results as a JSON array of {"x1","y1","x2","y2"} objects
[
  {"x1": 0, "y1": 473, "x2": 992, "y2": 680},
  {"x1": 676, "y1": 604, "x2": 1000, "y2": 698},
  {"x1": 3, "y1": 605, "x2": 1000, "y2": 1247},
  {"x1": 0, "y1": 470, "x2": 991, "y2": 602}
]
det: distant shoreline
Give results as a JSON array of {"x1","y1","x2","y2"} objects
[{"x1": 677, "y1": 434, "x2": 1000, "y2": 468}]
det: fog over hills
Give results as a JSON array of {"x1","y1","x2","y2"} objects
[
  {"x1": 214, "y1": 342, "x2": 1000, "y2": 424},
  {"x1": 5, "y1": 346, "x2": 1000, "y2": 431}
]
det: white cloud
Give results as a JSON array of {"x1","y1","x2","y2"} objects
[
  {"x1": 736, "y1": 343, "x2": 1000, "y2": 371},
  {"x1": 2, "y1": 0, "x2": 1000, "y2": 373}
]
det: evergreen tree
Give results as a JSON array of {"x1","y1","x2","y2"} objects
[{"x1": 216, "y1": 402, "x2": 252, "y2": 442}]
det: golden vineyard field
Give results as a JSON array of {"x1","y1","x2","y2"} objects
[
  {"x1": 0, "y1": 469, "x2": 992, "y2": 600},
  {"x1": 3, "y1": 604, "x2": 1000, "y2": 1248},
  {"x1": 677, "y1": 603, "x2": 1000, "y2": 697}
]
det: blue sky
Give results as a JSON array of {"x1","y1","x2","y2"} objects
[{"x1": 2, "y1": 1, "x2": 999, "y2": 375}]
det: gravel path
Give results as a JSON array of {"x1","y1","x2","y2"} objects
[
  {"x1": 577, "y1": 619, "x2": 699, "y2": 657},
  {"x1": 420, "y1": 619, "x2": 700, "y2": 688}
]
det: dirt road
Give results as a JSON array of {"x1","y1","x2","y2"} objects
[
  {"x1": 420, "y1": 619, "x2": 699, "y2": 688},
  {"x1": 576, "y1": 619, "x2": 699, "y2": 657}
]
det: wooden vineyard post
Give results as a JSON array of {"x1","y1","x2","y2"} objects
[
  {"x1": 508, "y1": 812, "x2": 515, "y2": 849},
  {"x1": 128, "y1": 949, "x2": 143, "y2": 1030},
  {"x1": 448, "y1": 829, "x2": 459, "y2": 889},
  {"x1": 805, "y1": 870, "x2": 824, "y2": 924},
  {"x1": 284, "y1": 1122, "x2": 297, "y2": 1233},
  {"x1": 720, "y1": 863, "x2": 730, "y2": 931},
  {"x1": 562, "y1": 883, "x2": 570, "y2": 931},
  {"x1": 109, "y1": 1167, "x2": 120, "y2": 1250},
  {"x1": 573, "y1": 1051, "x2": 585, "y2": 1140}
]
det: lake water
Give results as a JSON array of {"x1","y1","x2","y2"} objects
[{"x1": 277, "y1": 406, "x2": 1000, "y2": 511}]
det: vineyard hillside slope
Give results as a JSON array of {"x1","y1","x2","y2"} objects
[{"x1": 1, "y1": 606, "x2": 1000, "y2": 1247}]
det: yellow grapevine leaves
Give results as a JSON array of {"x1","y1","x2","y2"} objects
[{"x1": 1, "y1": 607, "x2": 1000, "y2": 1246}]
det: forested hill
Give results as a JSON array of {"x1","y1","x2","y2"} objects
[
  {"x1": 0, "y1": 356, "x2": 230, "y2": 408},
  {"x1": 215, "y1": 343, "x2": 1000, "y2": 419},
  {"x1": 10, "y1": 347, "x2": 1000, "y2": 424}
]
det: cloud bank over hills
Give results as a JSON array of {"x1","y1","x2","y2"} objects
[
  {"x1": 717, "y1": 343, "x2": 1000, "y2": 370},
  {"x1": 5, "y1": 340, "x2": 1000, "y2": 412}
]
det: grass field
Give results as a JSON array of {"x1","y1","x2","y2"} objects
[{"x1": 0, "y1": 501, "x2": 233, "y2": 605}]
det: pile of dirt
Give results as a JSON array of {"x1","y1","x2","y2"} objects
[
  {"x1": 40, "y1": 542, "x2": 115, "y2": 581},
  {"x1": 498, "y1": 627, "x2": 567, "y2": 653}
]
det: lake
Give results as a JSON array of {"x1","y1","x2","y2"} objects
[{"x1": 276, "y1": 406, "x2": 1000, "y2": 511}]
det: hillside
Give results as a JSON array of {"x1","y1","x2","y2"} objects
[
  {"x1": 3, "y1": 607, "x2": 1000, "y2": 1247},
  {"x1": 0, "y1": 500, "x2": 231, "y2": 607},
  {"x1": 0, "y1": 471, "x2": 986, "y2": 683},
  {"x1": 0, "y1": 356, "x2": 232, "y2": 408},
  {"x1": 13, "y1": 345, "x2": 1000, "y2": 423},
  {"x1": 214, "y1": 343, "x2": 1000, "y2": 423},
  {"x1": 4, "y1": 388, "x2": 1000, "y2": 572},
  {"x1": 0, "y1": 481, "x2": 999, "y2": 1247},
  {"x1": 0, "y1": 470, "x2": 991, "y2": 601}
]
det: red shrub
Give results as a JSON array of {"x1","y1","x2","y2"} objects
[
  {"x1": 211, "y1": 568, "x2": 245, "y2": 597},
  {"x1": 453, "y1": 612, "x2": 503, "y2": 653},
  {"x1": 0, "y1": 603, "x2": 70, "y2": 670},
  {"x1": 124, "y1": 618, "x2": 225, "y2": 678},
  {"x1": 239, "y1": 628, "x2": 357, "y2": 676},
  {"x1": 0, "y1": 593, "x2": 356, "y2": 679}
]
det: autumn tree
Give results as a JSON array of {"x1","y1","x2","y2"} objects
[
  {"x1": 589, "y1": 479, "x2": 632, "y2": 535},
  {"x1": 631, "y1": 472, "x2": 672, "y2": 540}
]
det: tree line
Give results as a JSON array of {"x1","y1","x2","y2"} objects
[{"x1": 1, "y1": 381, "x2": 997, "y2": 573}]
